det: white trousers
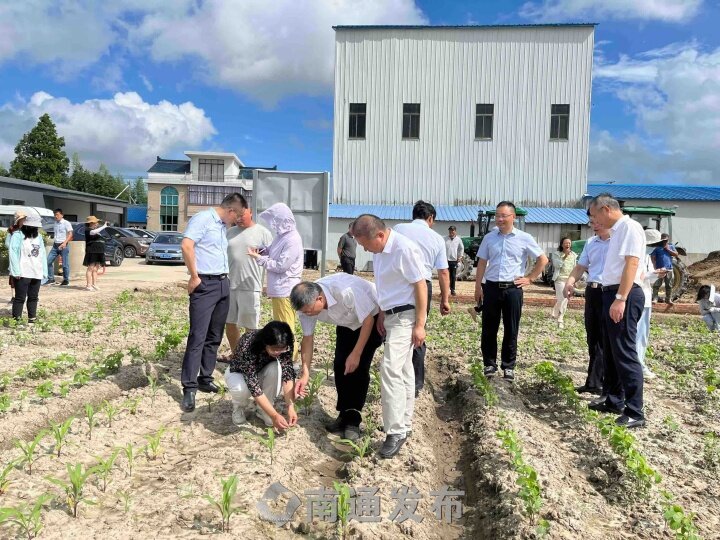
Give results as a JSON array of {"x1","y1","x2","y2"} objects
[
  {"x1": 380, "y1": 310, "x2": 415, "y2": 436},
  {"x1": 224, "y1": 361, "x2": 281, "y2": 408},
  {"x1": 552, "y1": 280, "x2": 569, "y2": 322},
  {"x1": 636, "y1": 306, "x2": 651, "y2": 367}
]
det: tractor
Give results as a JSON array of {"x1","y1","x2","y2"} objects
[
  {"x1": 542, "y1": 205, "x2": 690, "y2": 301},
  {"x1": 456, "y1": 207, "x2": 528, "y2": 281}
]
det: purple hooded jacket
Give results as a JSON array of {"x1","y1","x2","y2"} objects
[{"x1": 257, "y1": 203, "x2": 304, "y2": 297}]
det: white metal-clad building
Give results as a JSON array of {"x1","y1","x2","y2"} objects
[{"x1": 332, "y1": 24, "x2": 595, "y2": 206}]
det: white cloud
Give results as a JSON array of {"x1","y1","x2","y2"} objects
[
  {"x1": 590, "y1": 42, "x2": 720, "y2": 184},
  {"x1": 0, "y1": 92, "x2": 216, "y2": 171},
  {"x1": 520, "y1": 0, "x2": 702, "y2": 23},
  {"x1": 0, "y1": 1, "x2": 426, "y2": 105},
  {"x1": 140, "y1": 74, "x2": 154, "y2": 92}
]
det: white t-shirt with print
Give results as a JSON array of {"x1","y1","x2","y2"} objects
[{"x1": 20, "y1": 237, "x2": 45, "y2": 279}]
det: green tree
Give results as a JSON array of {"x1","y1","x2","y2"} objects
[
  {"x1": 0, "y1": 163, "x2": 9, "y2": 177},
  {"x1": 9, "y1": 113, "x2": 70, "y2": 186},
  {"x1": 130, "y1": 177, "x2": 147, "y2": 204}
]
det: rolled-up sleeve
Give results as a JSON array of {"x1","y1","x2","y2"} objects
[{"x1": 299, "y1": 313, "x2": 318, "y2": 336}]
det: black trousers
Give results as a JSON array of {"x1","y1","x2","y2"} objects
[
  {"x1": 583, "y1": 286, "x2": 605, "y2": 389},
  {"x1": 481, "y1": 282, "x2": 523, "y2": 370},
  {"x1": 412, "y1": 280, "x2": 432, "y2": 392},
  {"x1": 12, "y1": 278, "x2": 41, "y2": 320},
  {"x1": 334, "y1": 317, "x2": 383, "y2": 426},
  {"x1": 448, "y1": 261, "x2": 458, "y2": 293},
  {"x1": 181, "y1": 276, "x2": 230, "y2": 390},
  {"x1": 601, "y1": 285, "x2": 645, "y2": 419},
  {"x1": 340, "y1": 256, "x2": 355, "y2": 274}
]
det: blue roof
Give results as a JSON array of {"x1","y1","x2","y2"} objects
[
  {"x1": 587, "y1": 184, "x2": 720, "y2": 201},
  {"x1": 334, "y1": 23, "x2": 597, "y2": 30},
  {"x1": 127, "y1": 205, "x2": 147, "y2": 223},
  {"x1": 329, "y1": 205, "x2": 588, "y2": 225}
]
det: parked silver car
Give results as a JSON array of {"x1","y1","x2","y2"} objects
[{"x1": 145, "y1": 233, "x2": 184, "y2": 264}]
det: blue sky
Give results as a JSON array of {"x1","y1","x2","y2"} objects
[{"x1": 0, "y1": 0, "x2": 718, "y2": 185}]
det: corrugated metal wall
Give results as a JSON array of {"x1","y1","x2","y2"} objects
[{"x1": 333, "y1": 26, "x2": 594, "y2": 206}]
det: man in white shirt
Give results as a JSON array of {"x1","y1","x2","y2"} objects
[
  {"x1": 225, "y1": 205, "x2": 273, "y2": 352},
  {"x1": 474, "y1": 202, "x2": 547, "y2": 380},
  {"x1": 445, "y1": 226, "x2": 464, "y2": 296},
  {"x1": 290, "y1": 274, "x2": 382, "y2": 441},
  {"x1": 587, "y1": 194, "x2": 646, "y2": 429},
  {"x1": 394, "y1": 200, "x2": 450, "y2": 397},
  {"x1": 45, "y1": 208, "x2": 73, "y2": 286},
  {"x1": 352, "y1": 214, "x2": 427, "y2": 459},
  {"x1": 564, "y1": 212, "x2": 611, "y2": 395}
]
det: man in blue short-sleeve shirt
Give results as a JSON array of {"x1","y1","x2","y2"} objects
[
  {"x1": 179, "y1": 193, "x2": 246, "y2": 412},
  {"x1": 650, "y1": 233, "x2": 678, "y2": 305},
  {"x1": 474, "y1": 202, "x2": 548, "y2": 381}
]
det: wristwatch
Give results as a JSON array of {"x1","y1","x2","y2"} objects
[{"x1": 615, "y1": 293, "x2": 626, "y2": 301}]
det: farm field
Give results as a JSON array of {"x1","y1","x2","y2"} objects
[{"x1": 0, "y1": 278, "x2": 718, "y2": 539}]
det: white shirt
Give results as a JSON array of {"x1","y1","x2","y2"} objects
[
  {"x1": 601, "y1": 215, "x2": 645, "y2": 287},
  {"x1": 393, "y1": 219, "x2": 448, "y2": 281},
  {"x1": 373, "y1": 230, "x2": 426, "y2": 311},
  {"x1": 640, "y1": 253, "x2": 659, "y2": 308},
  {"x1": 53, "y1": 219, "x2": 73, "y2": 243},
  {"x1": 445, "y1": 235, "x2": 464, "y2": 262},
  {"x1": 477, "y1": 227, "x2": 544, "y2": 282},
  {"x1": 20, "y1": 237, "x2": 45, "y2": 279},
  {"x1": 577, "y1": 235, "x2": 610, "y2": 284},
  {"x1": 299, "y1": 274, "x2": 380, "y2": 336}
]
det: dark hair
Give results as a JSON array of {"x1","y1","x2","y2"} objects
[
  {"x1": 496, "y1": 201, "x2": 516, "y2": 212},
  {"x1": 412, "y1": 200, "x2": 436, "y2": 220},
  {"x1": 20, "y1": 225, "x2": 39, "y2": 239},
  {"x1": 220, "y1": 192, "x2": 248, "y2": 209},
  {"x1": 250, "y1": 321, "x2": 294, "y2": 356},
  {"x1": 448, "y1": 226, "x2": 456, "y2": 232},
  {"x1": 348, "y1": 221, "x2": 354, "y2": 229},
  {"x1": 557, "y1": 236, "x2": 572, "y2": 252},
  {"x1": 697, "y1": 285, "x2": 712, "y2": 302},
  {"x1": 54, "y1": 208, "x2": 63, "y2": 214}
]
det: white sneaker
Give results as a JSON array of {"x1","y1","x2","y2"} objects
[
  {"x1": 255, "y1": 408, "x2": 274, "y2": 427},
  {"x1": 85, "y1": 286, "x2": 94, "y2": 292},
  {"x1": 558, "y1": 320, "x2": 565, "y2": 329},
  {"x1": 231, "y1": 404, "x2": 247, "y2": 425},
  {"x1": 91, "y1": 285, "x2": 99, "y2": 291},
  {"x1": 643, "y1": 367, "x2": 657, "y2": 380}
]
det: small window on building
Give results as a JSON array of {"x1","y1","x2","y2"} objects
[
  {"x1": 198, "y1": 158, "x2": 224, "y2": 182},
  {"x1": 2, "y1": 198, "x2": 24, "y2": 205},
  {"x1": 160, "y1": 186, "x2": 179, "y2": 231},
  {"x1": 349, "y1": 103, "x2": 366, "y2": 139},
  {"x1": 550, "y1": 104, "x2": 569, "y2": 140},
  {"x1": 402, "y1": 103, "x2": 420, "y2": 139},
  {"x1": 475, "y1": 104, "x2": 494, "y2": 140}
]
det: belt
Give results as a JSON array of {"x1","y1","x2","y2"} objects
[
  {"x1": 384, "y1": 304, "x2": 415, "y2": 315},
  {"x1": 486, "y1": 280, "x2": 516, "y2": 289},
  {"x1": 602, "y1": 284, "x2": 640, "y2": 292},
  {"x1": 587, "y1": 282, "x2": 601, "y2": 289},
  {"x1": 199, "y1": 274, "x2": 227, "y2": 280}
]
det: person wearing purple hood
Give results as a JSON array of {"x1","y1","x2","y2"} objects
[{"x1": 248, "y1": 203, "x2": 304, "y2": 358}]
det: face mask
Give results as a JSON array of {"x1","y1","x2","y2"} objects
[{"x1": 646, "y1": 246, "x2": 654, "y2": 255}]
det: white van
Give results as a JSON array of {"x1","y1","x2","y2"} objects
[{"x1": 0, "y1": 205, "x2": 55, "y2": 231}]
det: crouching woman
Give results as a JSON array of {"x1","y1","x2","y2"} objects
[{"x1": 225, "y1": 321, "x2": 298, "y2": 430}]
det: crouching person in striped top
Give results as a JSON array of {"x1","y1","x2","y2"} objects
[{"x1": 351, "y1": 214, "x2": 427, "y2": 459}]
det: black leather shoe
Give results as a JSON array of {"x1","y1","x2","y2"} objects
[
  {"x1": 576, "y1": 385, "x2": 602, "y2": 395},
  {"x1": 325, "y1": 415, "x2": 345, "y2": 433},
  {"x1": 616, "y1": 414, "x2": 646, "y2": 429},
  {"x1": 379, "y1": 434, "x2": 407, "y2": 459},
  {"x1": 197, "y1": 382, "x2": 219, "y2": 393},
  {"x1": 181, "y1": 389, "x2": 196, "y2": 412},
  {"x1": 588, "y1": 401, "x2": 623, "y2": 415}
]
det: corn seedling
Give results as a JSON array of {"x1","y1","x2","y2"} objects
[
  {"x1": 94, "y1": 449, "x2": 120, "y2": 492},
  {"x1": 49, "y1": 417, "x2": 74, "y2": 458},
  {"x1": 85, "y1": 404, "x2": 97, "y2": 440},
  {"x1": 117, "y1": 490, "x2": 132, "y2": 513},
  {"x1": 340, "y1": 435, "x2": 373, "y2": 460},
  {"x1": 14, "y1": 431, "x2": 47, "y2": 475},
  {"x1": 17, "y1": 390, "x2": 28, "y2": 410},
  {"x1": 0, "y1": 459, "x2": 19, "y2": 494},
  {"x1": 122, "y1": 443, "x2": 136, "y2": 477},
  {"x1": 147, "y1": 375, "x2": 160, "y2": 405},
  {"x1": 102, "y1": 400, "x2": 120, "y2": 428},
  {"x1": 295, "y1": 372, "x2": 325, "y2": 414},
  {"x1": 333, "y1": 481, "x2": 352, "y2": 540},
  {"x1": 145, "y1": 428, "x2": 165, "y2": 460},
  {"x1": 203, "y1": 475, "x2": 245, "y2": 533},
  {"x1": 256, "y1": 428, "x2": 276, "y2": 465},
  {"x1": 367, "y1": 368, "x2": 381, "y2": 401},
  {"x1": 470, "y1": 361, "x2": 498, "y2": 406},
  {"x1": 46, "y1": 463, "x2": 96, "y2": 518},
  {"x1": 123, "y1": 397, "x2": 142, "y2": 415},
  {"x1": 0, "y1": 493, "x2": 53, "y2": 539}
]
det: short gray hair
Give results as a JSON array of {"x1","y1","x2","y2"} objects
[
  {"x1": 352, "y1": 214, "x2": 385, "y2": 239},
  {"x1": 589, "y1": 193, "x2": 620, "y2": 211},
  {"x1": 290, "y1": 281, "x2": 323, "y2": 311}
]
